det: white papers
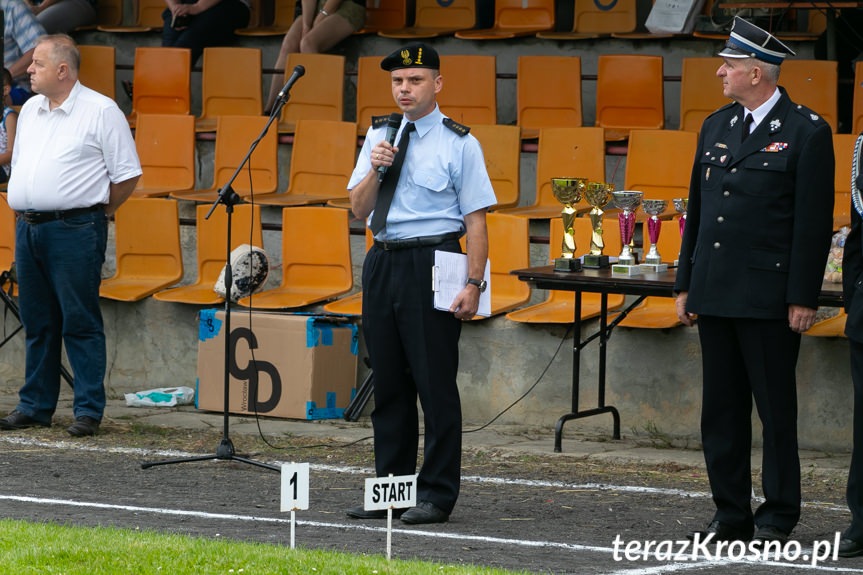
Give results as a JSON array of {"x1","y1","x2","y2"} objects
[{"x1": 432, "y1": 251, "x2": 491, "y2": 317}]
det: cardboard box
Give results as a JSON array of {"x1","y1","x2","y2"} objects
[{"x1": 196, "y1": 310, "x2": 358, "y2": 420}]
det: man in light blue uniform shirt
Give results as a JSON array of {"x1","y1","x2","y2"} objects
[{"x1": 346, "y1": 42, "x2": 496, "y2": 525}]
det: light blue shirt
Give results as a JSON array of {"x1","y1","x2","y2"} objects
[
  {"x1": 1, "y1": 0, "x2": 45, "y2": 72},
  {"x1": 348, "y1": 105, "x2": 497, "y2": 240}
]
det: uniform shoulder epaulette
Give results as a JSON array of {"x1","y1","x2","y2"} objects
[
  {"x1": 792, "y1": 103, "x2": 827, "y2": 125},
  {"x1": 371, "y1": 115, "x2": 390, "y2": 129},
  {"x1": 704, "y1": 101, "x2": 737, "y2": 122},
  {"x1": 443, "y1": 117, "x2": 470, "y2": 136}
]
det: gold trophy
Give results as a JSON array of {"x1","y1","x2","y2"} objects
[
  {"x1": 610, "y1": 190, "x2": 643, "y2": 275},
  {"x1": 551, "y1": 177, "x2": 586, "y2": 272},
  {"x1": 640, "y1": 199, "x2": 668, "y2": 273},
  {"x1": 582, "y1": 182, "x2": 614, "y2": 268},
  {"x1": 673, "y1": 198, "x2": 688, "y2": 267}
]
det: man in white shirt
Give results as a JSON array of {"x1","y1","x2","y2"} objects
[{"x1": 0, "y1": 34, "x2": 142, "y2": 437}]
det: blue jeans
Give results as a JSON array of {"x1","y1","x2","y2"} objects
[{"x1": 14, "y1": 210, "x2": 108, "y2": 423}]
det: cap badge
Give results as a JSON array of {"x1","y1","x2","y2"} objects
[{"x1": 401, "y1": 49, "x2": 412, "y2": 66}]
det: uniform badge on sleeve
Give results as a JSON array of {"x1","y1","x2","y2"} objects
[{"x1": 761, "y1": 142, "x2": 788, "y2": 152}]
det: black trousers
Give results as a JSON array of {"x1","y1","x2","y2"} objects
[
  {"x1": 697, "y1": 315, "x2": 802, "y2": 534},
  {"x1": 361, "y1": 239, "x2": 462, "y2": 513},
  {"x1": 846, "y1": 339, "x2": 863, "y2": 542}
]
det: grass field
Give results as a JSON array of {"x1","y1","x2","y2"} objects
[{"x1": 0, "y1": 519, "x2": 530, "y2": 574}]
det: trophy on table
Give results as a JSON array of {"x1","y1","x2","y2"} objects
[
  {"x1": 551, "y1": 177, "x2": 587, "y2": 272},
  {"x1": 582, "y1": 181, "x2": 614, "y2": 268},
  {"x1": 610, "y1": 190, "x2": 643, "y2": 275},
  {"x1": 673, "y1": 198, "x2": 688, "y2": 266},
  {"x1": 640, "y1": 199, "x2": 669, "y2": 273}
]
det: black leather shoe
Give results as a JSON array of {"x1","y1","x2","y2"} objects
[
  {"x1": 839, "y1": 538, "x2": 863, "y2": 558},
  {"x1": 751, "y1": 524, "x2": 789, "y2": 546},
  {"x1": 400, "y1": 501, "x2": 449, "y2": 525},
  {"x1": 67, "y1": 416, "x2": 100, "y2": 437},
  {"x1": 0, "y1": 410, "x2": 50, "y2": 430},
  {"x1": 346, "y1": 506, "x2": 404, "y2": 520},
  {"x1": 687, "y1": 520, "x2": 753, "y2": 542}
]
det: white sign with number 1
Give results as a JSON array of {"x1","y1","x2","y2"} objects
[{"x1": 281, "y1": 463, "x2": 310, "y2": 549}]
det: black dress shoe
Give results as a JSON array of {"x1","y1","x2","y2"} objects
[
  {"x1": 400, "y1": 501, "x2": 449, "y2": 525},
  {"x1": 0, "y1": 410, "x2": 50, "y2": 430},
  {"x1": 839, "y1": 538, "x2": 863, "y2": 558},
  {"x1": 751, "y1": 524, "x2": 789, "y2": 546},
  {"x1": 687, "y1": 520, "x2": 753, "y2": 542},
  {"x1": 67, "y1": 416, "x2": 100, "y2": 437},
  {"x1": 346, "y1": 506, "x2": 404, "y2": 520}
]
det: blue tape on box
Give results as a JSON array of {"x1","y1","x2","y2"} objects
[
  {"x1": 199, "y1": 309, "x2": 223, "y2": 341},
  {"x1": 306, "y1": 392, "x2": 346, "y2": 420},
  {"x1": 305, "y1": 317, "x2": 359, "y2": 355}
]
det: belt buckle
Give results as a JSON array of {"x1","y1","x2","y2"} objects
[{"x1": 19, "y1": 212, "x2": 37, "y2": 225}]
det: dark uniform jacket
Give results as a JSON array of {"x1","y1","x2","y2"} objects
[
  {"x1": 843, "y1": 136, "x2": 863, "y2": 342},
  {"x1": 675, "y1": 87, "x2": 834, "y2": 319}
]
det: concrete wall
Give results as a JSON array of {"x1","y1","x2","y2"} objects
[{"x1": 1, "y1": 29, "x2": 848, "y2": 452}]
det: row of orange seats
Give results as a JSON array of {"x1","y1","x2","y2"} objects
[{"x1": 90, "y1": 46, "x2": 862, "y2": 142}]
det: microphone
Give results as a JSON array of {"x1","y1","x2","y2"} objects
[
  {"x1": 276, "y1": 65, "x2": 305, "y2": 102},
  {"x1": 377, "y1": 112, "x2": 403, "y2": 183}
]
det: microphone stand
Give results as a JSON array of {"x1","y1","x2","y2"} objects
[{"x1": 142, "y1": 95, "x2": 294, "y2": 472}]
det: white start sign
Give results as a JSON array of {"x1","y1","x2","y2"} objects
[{"x1": 363, "y1": 474, "x2": 418, "y2": 511}]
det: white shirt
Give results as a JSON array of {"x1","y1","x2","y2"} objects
[
  {"x1": 7, "y1": 80, "x2": 142, "y2": 211},
  {"x1": 743, "y1": 87, "x2": 782, "y2": 135}
]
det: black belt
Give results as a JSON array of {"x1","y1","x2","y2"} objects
[
  {"x1": 17, "y1": 205, "x2": 103, "y2": 225},
  {"x1": 373, "y1": 232, "x2": 461, "y2": 251}
]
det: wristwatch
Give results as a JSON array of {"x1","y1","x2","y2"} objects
[{"x1": 466, "y1": 278, "x2": 487, "y2": 293}]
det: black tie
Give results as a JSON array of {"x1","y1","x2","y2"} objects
[
  {"x1": 741, "y1": 113, "x2": 753, "y2": 142},
  {"x1": 370, "y1": 122, "x2": 415, "y2": 235}
]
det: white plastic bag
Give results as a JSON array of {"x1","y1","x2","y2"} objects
[{"x1": 124, "y1": 386, "x2": 196, "y2": 407}]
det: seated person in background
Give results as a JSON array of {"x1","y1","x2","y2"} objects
[
  {"x1": 0, "y1": 69, "x2": 19, "y2": 183},
  {"x1": 162, "y1": 0, "x2": 250, "y2": 64},
  {"x1": 1, "y1": 0, "x2": 47, "y2": 103},
  {"x1": 264, "y1": 0, "x2": 365, "y2": 114},
  {"x1": 27, "y1": 0, "x2": 97, "y2": 34}
]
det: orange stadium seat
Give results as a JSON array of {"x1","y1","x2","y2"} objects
[
  {"x1": 455, "y1": 0, "x2": 554, "y2": 39},
  {"x1": 197, "y1": 47, "x2": 263, "y2": 132},
  {"x1": 496, "y1": 127, "x2": 605, "y2": 220},
  {"x1": 833, "y1": 134, "x2": 859, "y2": 230},
  {"x1": 237, "y1": 207, "x2": 353, "y2": 309},
  {"x1": 0, "y1": 195, "x2": 15, "y2": 293},
  {"x1": 471, "y1": 124, "x2": 521, "y2": 210},
  {"x1": 781, "y1": 60, "x2": 838, "y2": 132},
  {"x1": 612, "y1": 223, "x2": 683, "y2": 329},
  {"x1": 100, "y1": 198, "x2": 184, "y2": 301},
  {"x1": 152, "y1": 204, "x2": 263, "y2": 305},
  {"x1": 98, "y1": 0, "x2": 165, "y2": 32},
  {"x1": 679, "y1": 57, "x2": 729, "y2": 133},
  {"x1": 278, "y1": 53, "x2": 345, "y2": 133},
  {"x1": 95, "y1": 0, "x2": 122, "y2": 26},
  {"x1": 322, "y1": 228, "x2": 374, "y2": 316},
  {"x1": 355, "y1": 55, "x2": 400, "y2": 136},
  {"x1": 623, "y1": 130, "x2": 698, "y2": 218},
  {"x1": 596, "y1": 54, "x2": 664, "y2": 141},
  {"x1": 805, "y1": 311, "x2": 847, "y2": 337},
  {"x1": 127, "y1": 47, "x2": 191, "y2": 128},
  {"x1": 133, "y1": 114, "x2": 196, "y2": 198},
  {"x1": 437, "y1": 55, "x2": 497, "y2": 126},
  {"x1": 506, "y1": 218, "x2": 624, "y2": 323},
  {"x1": 538, "y1": 0, "x2": 636, "y2": 38},
  {"x1": 854, "y1": 62, "x2": 863, "y2": 134},
  {"x1": 170, "y1": 115, "x2": 278, "y2": 202},
  {"x1": 378, "y1": 0, "x2": 475, "y2": 38},
  {"x1": 78, "y1": 45, "x2": 115, "y2": 100},
  {"x1": 236, "y1": 0, "x2": 295, "y2": 36},
  {"x1": 256, "y1": 120, "x2": 357, "y2": 207},
  {"x1": 477, "y1": 212, "x2": 531, "y2": 318},
  {"x1": 356, "y1": 0, "x2": 409, "y2": 34},
  {"x1": 517, "y1": 55, "x2": 582, "y2": 139}
]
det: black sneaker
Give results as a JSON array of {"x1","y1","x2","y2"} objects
[
  {"x1": 67, "y1": 416, "x2": 100, "y2": 437},
  {"x1": 0, "y1": 410, "x2": 51, "y2": 430}
]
